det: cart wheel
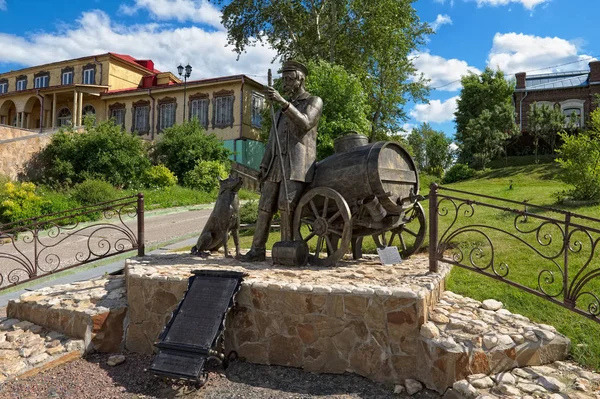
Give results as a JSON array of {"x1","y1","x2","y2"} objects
[
  {"x1": 294, "y1": 187, "x2": 352, "y2": 267},
  {"x1": 372, "y1": 202, "x2": 426, "y2": 258}
]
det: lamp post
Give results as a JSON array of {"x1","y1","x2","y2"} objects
[{"x1": 177, "y1": 63, "x2": 192, "y2": 122}]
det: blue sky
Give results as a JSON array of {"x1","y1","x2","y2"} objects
[{"x1": 0, "y1": 0, "x2": 597, "y2": 139}]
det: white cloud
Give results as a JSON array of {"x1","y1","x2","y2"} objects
[
  {"x1": 434, "y1": 0, "x2": 455, "y2": 6},
  {"x1": 0, "y1": 0, "x2": 6, "y2": 11},
  {"x1": 412, "y1": 52, "x2": 480, "y2": 91},
  {"x1": 120, "y1": 0, "x2": 223, "y2": 29},
  {"x1": 398, "y1": 123, "x2": 414, "y2": 137},
  {"x1": 430, "y1": 14, "x2": 452, "y2": 32},
  {"x1": 467, "y1": 0, "x2": 550, "y2": 10},
  {"x1": 410, "y1": 96, "x2": 459, "y2": 124},
  {"x1": 0, "y1": 10, "x2": 278, "y2": 83},
  {"x1": 487, "y1": 32, "x2": 596, "y2": 75}
]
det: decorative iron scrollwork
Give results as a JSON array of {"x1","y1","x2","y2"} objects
[
  {"x1": 430, "y1": 185, "x2": 600, "y2": 323},
  {"x1": 0, "y1": 195, "x2": 143, "y2": 290}
]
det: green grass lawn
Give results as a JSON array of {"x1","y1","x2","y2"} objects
[
  {"x1": 432, "y1": 162, "x2": 600, "y2": 371},
  {"x1": 178, "y1": 160, "x2": 600, "y2": 371}
]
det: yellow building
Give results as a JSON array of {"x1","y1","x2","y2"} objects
[{"x1": 0, "y1": 53, "x2": 266, "y2": 169}]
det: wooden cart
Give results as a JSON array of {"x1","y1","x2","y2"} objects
[{"x1": 292, "y1": 135, "x2": 426, "y2": 266}]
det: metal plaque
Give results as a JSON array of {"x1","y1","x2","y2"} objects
[
  {"x1": 150, "y1": 269, "x2": 246, "y2": 382},
  {"x1": 162, "y1": 276, "x2": 237, "y2": 351},
  {"x1": 150, "y1": 350, "x2": 206, "y2": 380},
  {"x1": 377, "y1": 246, "x2": 402, "y2": 265}
]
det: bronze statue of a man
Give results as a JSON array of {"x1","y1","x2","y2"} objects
[{"x1": 240, "y1": 60, "x2": 323, "y2": 262}]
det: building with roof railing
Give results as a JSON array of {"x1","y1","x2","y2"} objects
[
  {"x1": 0, "y1": 53, "x2": 266, "y2": 170},
  {"x1": 513, "y1": 61, "x2": 600, "y2": 133}
]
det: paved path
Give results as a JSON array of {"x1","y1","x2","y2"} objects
[{"x1": 0, "y1": 206, "x2": 213, "y2": 307}]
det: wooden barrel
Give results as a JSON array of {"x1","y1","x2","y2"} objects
[
  {"x1": 309, "y1": 141, "x2": 419, "y2": 214},
  {"x1": 334, "y1": 133, "x2": 369, "y2": 153}
]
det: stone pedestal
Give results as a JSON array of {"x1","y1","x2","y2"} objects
[{"x1": 125, "y1": 253, "x2": 449, "y2": 385}]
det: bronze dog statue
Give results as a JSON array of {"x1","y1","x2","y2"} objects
[{"x1": 191, "y1": 175, "x2": 242, "y2": 258}]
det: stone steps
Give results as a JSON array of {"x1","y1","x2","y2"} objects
[
  {"x1": 0, "y1": 318, "x2": 84, "y2": 382},
  {"x1": 418, "y1": 291, "x2": 570, "y2": 392},
  {"x1": 6, "y1": 275, "x2": 127, "y2": 353},
  {"x1": 448, "y1": 361, "x2": 600, "y2": 398}
]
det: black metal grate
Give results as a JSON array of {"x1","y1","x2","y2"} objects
[{"x1": 149, "y1": 269, "x2": 246, "y2": 382}]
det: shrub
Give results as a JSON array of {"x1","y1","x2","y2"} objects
[
  {"x1": 152, "y1": 119, "x2": 231, "y2": 181},
  {"x1": 183, "y1": 161, "x2": 229, "y2": 192},
  {"x1": 32, "y1": 118, "x2": 151, "y2": 188},
  {"x1": 239, "y1": 200, "x2": 259, "y2": 224},
  {"x1": 442, "y1": 163, "x2": 477, "y2": 184},
  {"x1": 555, "y1": 108, "x2": 600, "y2": 201},
  {"x1": 0, "y1": 182, "x2": 46, "y2": 224},
  {"x1": 71, "y1": 179, "x2": 120, "y2": 206},
  {"x1": 141, "y1": 165, "x2": 178, "y2": 188}
]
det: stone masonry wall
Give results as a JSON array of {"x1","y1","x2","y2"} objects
[
  {"x1": 0, "y1": 126, "x2": 54, "y2": 179},
  {"x1": 124, "y1": 254, "x2": 449, "y2": 385}
]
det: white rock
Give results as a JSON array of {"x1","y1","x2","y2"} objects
[
  {"x1": 536, "y1": 376, "x2": 565, "y2": 392},
  {"x1": 518, "y1": 382, "x2": 547, "y2": 394},
  {"x1": 538, "y1": 323, "x2": 557, "y2": 333},
  {"x1": 532, "y1": 328, "x2": 555, "y2": 341},
  {"x1": 483, "y1": 335, "x2": 498, "y2": 349},
  {"x1": 393, "y1": 384, "x2": 405, "y2": 394},
  {"x1": 495, "y1": 372, "x2": 516, "y2": 385},
  {"x1": 440, "y1": 336, "x2": 458, "y2": 349},
  {"x1": 496, "y1": 309, "x2": 512, "y2": 316},
  {"x1": 511, "y1": 334, "x2": 525, "y2": 344},
  {"x1": 404, "y1": 379, "x2": 423, "y2": 395},
  {"x1": 452, "y1": 380, "x2": 478, "y2": 398},
  {"x1": 523, "y1": 331, "x2": 538, "y2": 342},
  {"x1": 497, "y1": 334, "x2": 514, "y2": 346},
  {"x1": 494, "y1": 384, "x2": 521, "y2": 396},
  {"x1": 420, "y1": 322, "x2": 440, "y2": 339},
  {"x1": 482, "y1": 299, "x2": 503, "y2": 311},
  {"x1": 470, "y1": 376, "x2": 494, "y2": 389}
]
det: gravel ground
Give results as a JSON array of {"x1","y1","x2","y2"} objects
[{"x1": 0, "y1": 352, "x2": 442, "y2": 399}]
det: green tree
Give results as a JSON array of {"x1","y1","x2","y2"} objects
[
  {"x1": 407, "y1": 123, "x2": 452, "y2": 175},
  {"x1": 556, "y1": 108, "x2": 600, "y2": 201},
  {"x1": 31, "y1": 117, "x2": 151, "y2": 188},
  {"x1": 210, "y1": 0, "x2": 431, "y2": 140},
  {"x1": 152, "y1": 119, "x2": 231, "y2": 182},
  {"x1": 462, "y1": 107, "x2": 516, "y2": 170},
  {"x1": 454, "y1": 67, "x2": 518, "y2": 167},
  {"x1": 528, "y1": 103, "x2": 577, "y2": 162}
]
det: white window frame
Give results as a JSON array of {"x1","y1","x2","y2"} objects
[
  {"x1": 0, "y1": 82, "x2": 7, "y2": 94},
  {"x1": 133, "y1": 104, "x2": 150, "y2": 134},
  {"x1": 214, "y1": 95, "x2": 234, "y2": 128},
  {"x1": 57, "y1": 107, "x2": 72, "y2": 127},
  {"x1": 158, "y1": 102, "x2": 177, "y2": 132},
  {"x1": 83, "y1": 68, "x2": 95, "y2": 85},
  {"x1": 560, "y1": 99, "x2": 585, "y2": 128},
  {"x1": 34, "y1": 75, "x2": 49, "y2": 89},
  {"x1": 62, "y1": 71, "x2": 73, "y2": 85},
  {"x1": 190, "y1": 98, "x2": 209, "y2": 128},
  {"x1": 16, "y1": 79, "x2": 27, "y2": 91},
  {"x1": 110, "y1": 107, "x2": 126, "y2": 129},
  {"x1": 251, "y1": 92, "x2": 265, "y2": 127}
]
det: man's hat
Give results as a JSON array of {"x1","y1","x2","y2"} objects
[{"x1": 280, "y1": 60, "x2": 309, "y2": 76}]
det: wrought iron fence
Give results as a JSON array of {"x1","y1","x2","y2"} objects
[
  {"x1": 0, "y1": 193, "x2": 144, "y2": 291},
  {"x1": 429, "y1": 183, "x2": 600, "y2": 323}
]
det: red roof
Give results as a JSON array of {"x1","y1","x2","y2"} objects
[{"x1": 109, "y1": 53, "x2": 162, "y2": 74}]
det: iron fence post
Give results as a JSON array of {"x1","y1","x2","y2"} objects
[
  {"x1": 137, "y1": 193, "x2": 145, "y2": 257},
  {"x1": 429, "y1": 183, "x2": 439, "y2": 273},
  {"x1": 563, "y1": 212, "x2": 572, "y2": 307}
]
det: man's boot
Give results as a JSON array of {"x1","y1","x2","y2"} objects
[{"x1": 239, "y1": 210, "x2": 272, "y2": 262}]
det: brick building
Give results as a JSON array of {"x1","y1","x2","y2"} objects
[{"x1": 513, "y1": 61, "x2": 600, "y2": 133}]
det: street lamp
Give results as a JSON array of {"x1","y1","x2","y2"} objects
[{"x1": 177, "y1": 63, "x2": 192, "y2": 122}]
